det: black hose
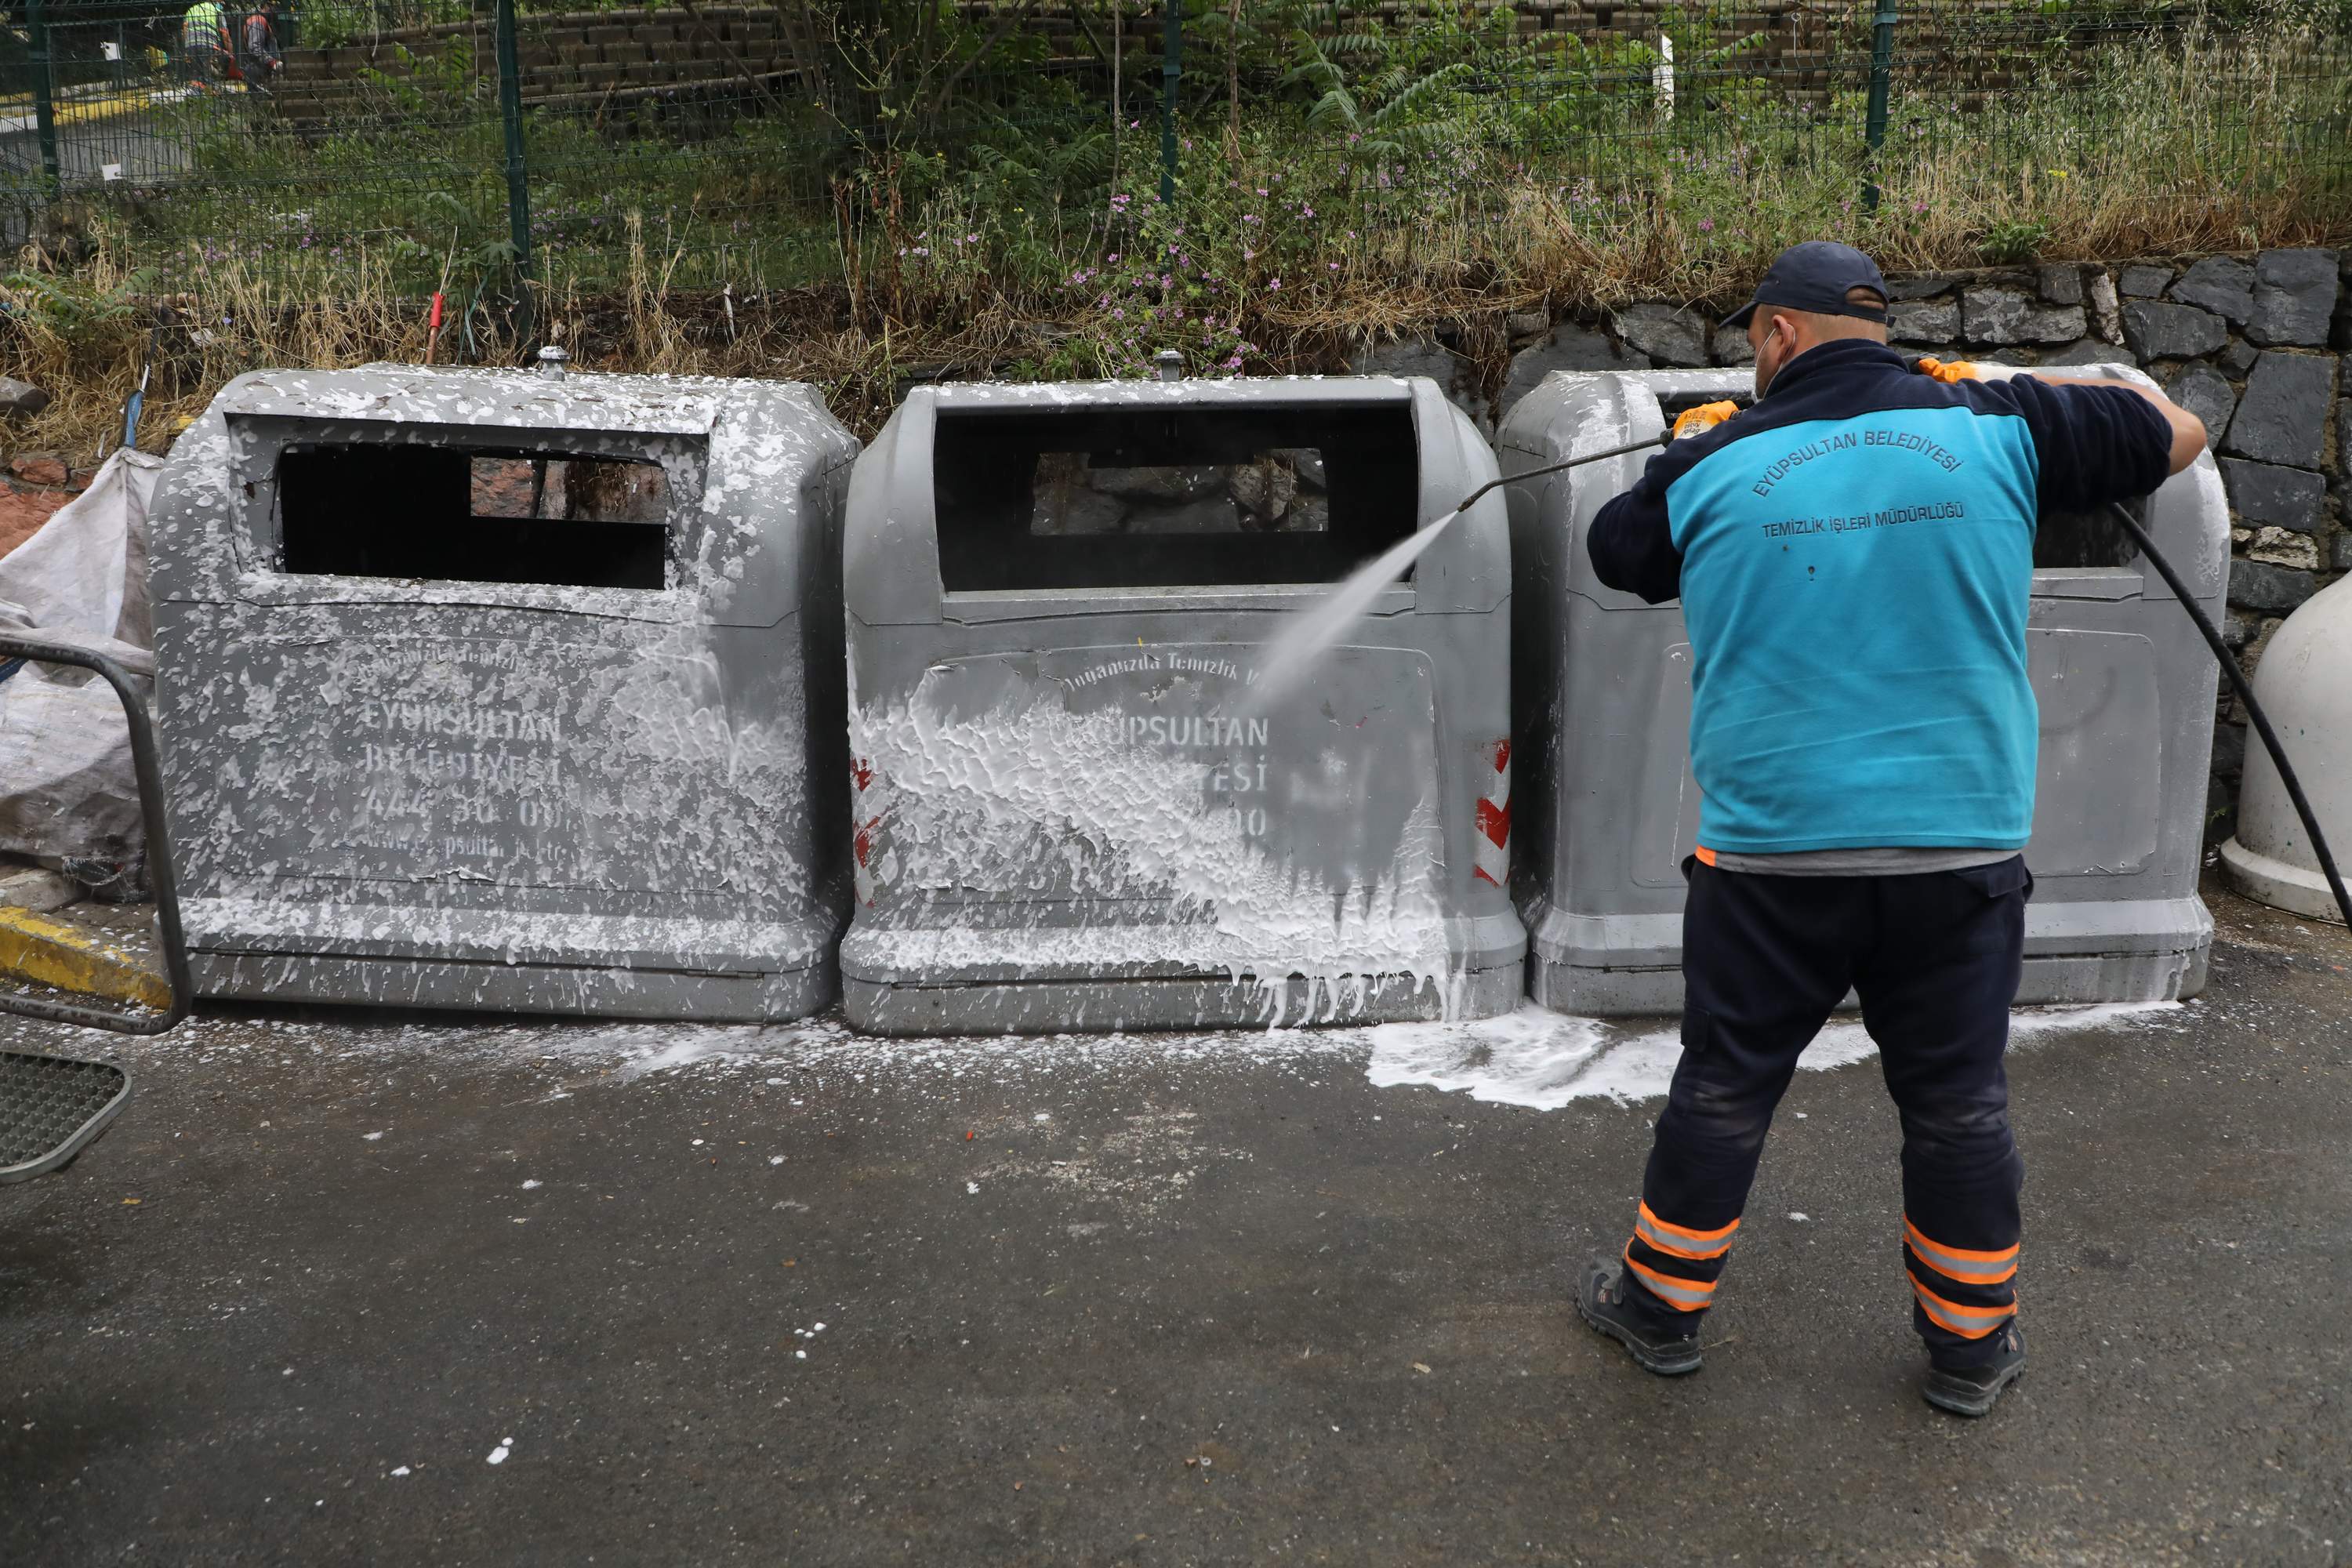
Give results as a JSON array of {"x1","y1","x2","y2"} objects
[{"x1": 2107, "y1": 500, "x2": 2351, "y2": 928}]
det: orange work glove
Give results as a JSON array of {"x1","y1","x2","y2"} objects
[
  {"x1": 1915, "y1": 356, "x2": 1981, "y2": 383},
  {"x1": 1670, "y1": 400, "x2": 1741, "y2": 440}
]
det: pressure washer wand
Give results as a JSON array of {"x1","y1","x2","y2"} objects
[
  {"x1": 1450, "y1": 432, "x2": 1670, "y2": 522},
  {"x1": 2106, "y1": 501, "x2": 2350, "y2": 927}
]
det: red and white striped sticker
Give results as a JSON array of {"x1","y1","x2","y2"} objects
[
  {"x1": 1473, "y1": 739, "x2": 1512, "y2": 887},
  {"x1": 850, "y1": 757, "x2": 896, "y2": 906}
]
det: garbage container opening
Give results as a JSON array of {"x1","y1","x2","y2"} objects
[
  {"x1": 2034, "y1": 496, "x2": 2147, "y2": 570},
  {"x1": 933, "y1": 404, "x2": 1418, "y2": 592},
  {"x1": 275, "y1": 442, "x2": 671, "y2": 590},
  {"x1": 1029, "y1": 448, "x2": 1332, "y2": 536}
]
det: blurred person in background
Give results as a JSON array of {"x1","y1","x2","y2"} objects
[
  {"x1": 179, "y1": 0, "x2": 234, "y2": 89},
  {"x1": 241, "y1": 2, "x2": 282, "y2": 90}
]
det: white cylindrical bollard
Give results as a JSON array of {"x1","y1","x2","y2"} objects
[{"x1": 2220, "y1": 574, "x2": 2352, "y2": 923}]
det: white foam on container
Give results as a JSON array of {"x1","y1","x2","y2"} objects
[{"x1": 849, "y1": 688, "x2": 1461, "y2": 1014}]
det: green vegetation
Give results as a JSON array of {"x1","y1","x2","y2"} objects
[
  {"x1": 115, "y1": 5, "x2": 2349, "y2": 297},
  {"x1": 3, "y1": 2, "x2": 2348, "y2": 450}
]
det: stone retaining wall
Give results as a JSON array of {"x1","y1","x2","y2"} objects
[{"x1": 1356, "y1": 248, "x2": 2347, "y2": 841}]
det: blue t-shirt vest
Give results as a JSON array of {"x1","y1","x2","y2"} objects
[{"x1": 1586, "y1": 340, "x2": 2172, "y2": 856}]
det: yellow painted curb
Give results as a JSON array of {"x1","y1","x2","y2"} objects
[
  {"x1": 0, "y1": 906, "x2": 171, "y2": 1011},
  {"x1": 0, "y1": 86, "x2": 175, "y2": 130}
]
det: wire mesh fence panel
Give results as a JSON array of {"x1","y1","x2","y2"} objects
[
  {"x1": 0, "y1": 0, "x2": 2343, "y2": 302},
  {"x1": 1869, "y1": 0, "x2": 2352, "y2": 230},
  {"x1": 2, "y1": 1, "x2": 521, "y2": 289}
]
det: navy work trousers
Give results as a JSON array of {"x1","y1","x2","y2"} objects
[{"x1": 1620, "y1": 856, "x2": 2031, "y2": 1367}]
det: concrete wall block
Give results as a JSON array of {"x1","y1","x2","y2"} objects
[
  {"x1": 2248, "y1": 525, "x2": 2321, "y2": 570},
  {"x1": 2167, "y1": 361, "x2": 2237, "y2": 449},
  {"x1": 2040, "y1": 339, "x2": 2120, "y2": 367},
  {"x1": 1962, "y1": 287, "x2": 2084, "y2": 345},
  {"x1": 1496, "y1": 323, "x2": 1643, "y2": 421},
  {"x1": 1886, "y1": 274, "x2": 1963, "y2": 301},
  {"x1": 2086, "y1": 270, "x2": 2122, "y2": 345},
  {"x1": 2169, "y1": 254, "x2": 2254, "y2": 325},
  {"x1": 1610, "y1": 303, "x2": 1710, "y2": 368},
  {"x1": 2038, "y1": 263, "x2": 2083, "y2": 307},
  {"x1": 2222, "y1": 352, "x2": 2337, "y2": 469},
  {"x1": 2247, "y1": 249, "x2": 2342, "y2": 347},
  {"x1": 2220, "y1": 457, "x2": 2328, "y2": 532},
  {"x1": 1889, "y1": 299, "x2": 1958, "y2": 343},
  {"x1": 2210, "y1": 720, "x2": 2246, "y2": 779},
  {"x1": 2228, "y1": 559, "x2": 2318, "y2": 614},
  {"x1": 2122, "y1": 301, "x2": 2226, "y2": 361},
  {"x1": 1504, "y1": 310, "x2": 1550, "y2": 347},
  {"x1": 1345, "y1": 336, "x2": 1491, "y2": 434}
]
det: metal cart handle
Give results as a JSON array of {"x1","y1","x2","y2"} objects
[{"x1": 0, "y1": 630, "x2": 191, "y2": 1033}]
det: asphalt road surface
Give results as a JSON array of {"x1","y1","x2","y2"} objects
[
  {"x1": 0, "y1": 96, "x2": 195, "y2": 190},
  {"x1": 4, "y1": 879, "x2": 2347, "y2": 1565}
]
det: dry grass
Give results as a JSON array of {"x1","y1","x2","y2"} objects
[{"x1": 4, "y1": 16, "x2": 2347, "y2": 459}]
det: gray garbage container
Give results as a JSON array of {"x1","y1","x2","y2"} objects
[
  {"x1": 150, "y1": 364, "x2": 860, "y2": 1020},
  {"x1": 1498, "y1": 364, "x2": 2226, "y2": 1015},
  {"x1": 840, "y1": 375, "x2": 1523, "y2": 1034}
]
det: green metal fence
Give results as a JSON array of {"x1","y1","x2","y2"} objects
[{"x1": 3, "y1": 0, "x2": 2347, "y2": 299}]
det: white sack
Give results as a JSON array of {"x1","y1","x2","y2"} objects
[{"x1": 0, "y1": 450, "x2": 166, "y2": 867}]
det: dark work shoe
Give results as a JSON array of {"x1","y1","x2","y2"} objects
[
  {"x1": 1576, "y1": 1258, "x2": 1703, "y2": 1376},
  {"x1": 1922, "y1": 1323, "x2": 2027, "y2": 1417}
]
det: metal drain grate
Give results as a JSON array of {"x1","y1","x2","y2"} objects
[{"x1": 0, "y1": 1051, "x2": 130, "y2": 1183}]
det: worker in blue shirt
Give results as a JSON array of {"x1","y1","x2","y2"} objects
[{"x1": 1575, "y1": 242, "x2": 2206, "y2": 1416}]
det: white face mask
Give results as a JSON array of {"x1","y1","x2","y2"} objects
[{"x1": 1755, "y1": 321, "x2": 1788, "y2": 395}]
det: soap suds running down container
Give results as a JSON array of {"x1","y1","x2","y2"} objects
[
  {"x1": 1497, "y1": 364, "x2": 2227, "y2": 1016},
  {"x1": 840, "y1": 375, "x2": 1525, "y2": 1034},
  {"x1": 150, "y1": 365, "x2": 861, "y2": 1020}
]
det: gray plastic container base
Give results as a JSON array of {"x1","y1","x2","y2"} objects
[
  {"x1": 1530, "y1": 898, "x2": 2212, "y2": 1017},
  {"x1": 844, "y1": 961, "x2": 1524, "y2": 1036},
  {"x1": 190, "y1": 951, "x2": 837, "y2": 1023},
  {"x1": 1534, "y1": 949, "x2": 2210, "y2": 1018}
]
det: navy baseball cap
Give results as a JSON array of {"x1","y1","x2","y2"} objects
[{"x1": 1721, "y1": 241, "x2": 1890, "y2": 331}]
